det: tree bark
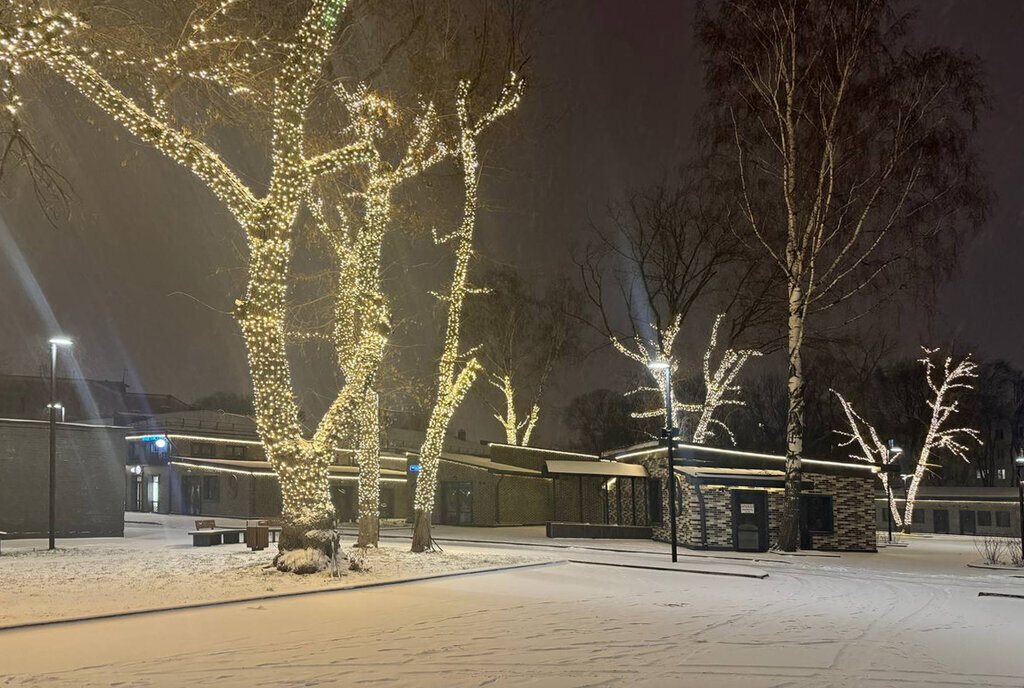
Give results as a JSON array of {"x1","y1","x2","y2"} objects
[
  {"x1": 411, "y1": 508, "x2": 433, "y2": 553},
  {"x1": 777, "y1": 283, "x2": 805, "y2": 551}
]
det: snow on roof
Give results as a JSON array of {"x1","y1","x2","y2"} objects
[
  {"x1": 168, "y1": 457, "x2": 406, "y2": 477},
  {"x1": 440, "y1": 452, "x2": 543, "y2": 475},
  {"x1": 545, "y1": 460, "x2": 648, "y2": 478}
]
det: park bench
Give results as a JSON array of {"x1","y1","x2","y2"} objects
[{"x1": 188, "y1": 519, "x2": 245, "y2": 547}]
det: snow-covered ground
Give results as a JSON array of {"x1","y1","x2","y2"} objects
[
  {"x1": 0, "y1": 517, "x2": 544, "y2": 627},
  {"x1": 1, "y1": 521, "x2": 1022, "y2": 686}
]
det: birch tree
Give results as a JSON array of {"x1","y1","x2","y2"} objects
[
  {"x1": 833, "y1": 348, "x2": 981, "y2": 530},
  {"x1": 411, "y1": 75, "x2": 523, "y2": 553},
  {"x1": 699, "y1": 0, "x2": 988, "y2": 549},
  {"x1": 466, "y1": 268, "x2": 578, "y2": 446}
]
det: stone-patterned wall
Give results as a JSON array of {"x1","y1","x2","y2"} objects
[
  {"x1": 605, "y1": 476, "x2": 649, "y2": 526},
  {"x1": 806, "y1": 474, "x2": 876, "y2": 551},
  {"x1": 553, "y1": 475, "x2": 610, "y2": 523},
  {"x1": 625, "y1": 451, "x2": 877, "y2": 552},
  {"x1": 496, "y1": 475, "x2": 553, "y2": 524}
]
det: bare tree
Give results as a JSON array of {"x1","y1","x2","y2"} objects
[
  {"x1": 465, "y1": 266, "x2": 579, "y2": 446},
  {"x1": 699, "y1": 0, "x2": 988, "y2": 549}
]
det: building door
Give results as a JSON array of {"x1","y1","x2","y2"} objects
[
  {"x1": 959, "y1": 510, "x2": 976, "y2": 535},
  {"x1": 330, "y1": 485, "x2": 356, "y2": 523},
  {"x1": 933, "y1": 509, "x2": 950, "y2": 534},
  {"x1": 731, "y1": 490, "x2": 768, "y2": 552},
  {"x1": 442, "y1": 482, "x2": 473, "y2": 525},
  {"x1": 132, "y1": 475, "x2": 144, "y2": 512},
  {"x1": 182, "y1": 477, "x2": 202, "y2": 515}
]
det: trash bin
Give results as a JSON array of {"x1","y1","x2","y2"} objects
[{"x1": 246, "y1": 524, "x2": 270, "y2": 551}]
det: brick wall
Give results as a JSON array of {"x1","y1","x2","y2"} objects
[{"x1": 497, "y1": 475, "x2": 552, "y2": 524}]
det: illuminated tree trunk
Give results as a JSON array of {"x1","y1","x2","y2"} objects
[
  {"x1": 491, "y1": 374, "x2": 540, "y2": 446},
  {"x1": 411, "y1": 76, "x2": 522, "y2": 552}
]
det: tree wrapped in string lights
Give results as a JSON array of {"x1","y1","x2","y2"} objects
[
  {"x1": 833, "y1": 347, "x2": 980, "y2": 531},
  {"x1": 903, "y1": 349, "x2": 981, "y2": 529},
  {"x1": 0, "y1": 1, "x2": 429, "y2": 558},
  {"x1": 615, "y1": 314, "x2": 759, "y2": 445},
  {"x1": 833, "y1": 391, "x2": 905, "y2": 528},
  {"x1": 614, "y1": 313, "x2": 683, "y2": 429},
  {"x1": 679, "y1": 314, "x2": 761, "y2": 445},
  {"x1": 411, "y1": 75, "x2": 523, "y2": 553}
]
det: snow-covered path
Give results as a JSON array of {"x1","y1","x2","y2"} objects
[{"x1": 1, "y1": 548, "x2": 1021, "y2": 687}]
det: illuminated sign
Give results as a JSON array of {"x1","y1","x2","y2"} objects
[{"x1": 408, "y1": 464, "x2": 421, "y2": 473}]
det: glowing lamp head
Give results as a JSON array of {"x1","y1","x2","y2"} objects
[
  {"x1": 1016, "y1": 455, "x2": 1024, "y2": 467},
  {"x1": 153, "y1": 438, "x2": 168, "y2": 450},
  {"x1": 49, "y1": 336, "x2": 73, "y2": 348},
  {"x1": 647, "y1": 359, "x2": 670, "y2": 373}
]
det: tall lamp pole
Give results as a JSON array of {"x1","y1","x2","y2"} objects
[
  {"x1": 648, "y1": 359, "x2": 677, "y2": 563},
  {"x1": 1015, "y1": 455, "x2": 1024, "y2": 561},
  {"x1": 48, "y1": 336, "x2": 72, "y2": 550},
  {"x1": 885, "y1": 440, "x2": 903, "y2": 543}
]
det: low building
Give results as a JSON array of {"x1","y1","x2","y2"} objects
[
  {"x1": 875, "y1": 487, "x2": 1022, "y2": 536},
  {"x1": 0, "y1": 417, "x2": 126, "y2": 538},
  {"x1": 599, "y1": 442, "x2": 879, "y2": 552},
  {"x1": 124, "y1": 413, "x2": 571, "y2": 527}
]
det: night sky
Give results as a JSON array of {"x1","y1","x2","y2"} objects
[{"x1": 1, "y1": 1, "x2": 1022, "y2": 435}]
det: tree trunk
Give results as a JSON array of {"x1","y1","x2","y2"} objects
[
  {"x1": 776, "y1": 285, "x2": 805, "y2": 551},
  {"x1": 356, "y1": 390, "x2": 381, "y2": 547},
  {"x1": 411, "y1": 508, "x2": 432, "y2": 552}
]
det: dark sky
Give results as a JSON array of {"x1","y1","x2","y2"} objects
[{"x1": 1, "y1": 1, "x2": 1022, "y2": 438}]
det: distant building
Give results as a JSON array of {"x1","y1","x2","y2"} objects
[{"x1": 0, "y1": 372, "x2": 190, "y2": 424}]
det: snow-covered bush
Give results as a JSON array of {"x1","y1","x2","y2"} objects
[{"x1": 275, "y1": 548, "x2": 329, "y2": 574}]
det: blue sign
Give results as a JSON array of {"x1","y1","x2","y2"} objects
[{"x1": 408, "y1": 464, "x2": 421, "y2": 473}]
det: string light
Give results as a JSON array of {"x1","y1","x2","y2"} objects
[
  {"x1": 411, "y1": 74, "x2": 524, "y2": 551},
  {"x1": 489, "y1": 374, "x2": 540, "y2": 446}
]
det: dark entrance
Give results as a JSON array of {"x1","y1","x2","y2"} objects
[
  {"x1": 731, "y1": 490, "x2": 768, "y2": 552},
  {"x1": 182, "y1": 476, "x2": 202, "y2": 515},
  {"x1": 331, "y1": 485, "x2": 356, "y2": 523},
  {"x1": 959, "y1": 509, "x2": 976, "y2": 535},
  {"x1": 933, "y1": 509, "x2": 950, "y2": 534},
  {"x1": 442, "y1": 482, "x2": 473, "y2": 525}
]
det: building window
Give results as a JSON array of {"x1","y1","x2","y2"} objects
[
  {"x1": 192, "y1": 442, "x2": 215, "y2": 458},
  {"x1": 227, "y1": 475, "x2": 239, "y2": 499},
  {"x1": 148, "y1": 475, "x2": 160, "y2": 513},
  {"x1": 912, "y1": 509, "x2": 925, "y2": 525},
  {"x1": 202, "y1": 476, "x2": 220, "y2": 501},
  {"x1": 224, "y1": 445, "x2": 247, "y2": 459},
  {"x1": 997, "y1": 512, "x2": 1011, "y2": 528},
  {"x1": 801, "y1": 494, "x2": 834, "y2": 534},
  {"x1": 648, "y1": 478, "x2": 663, "y2": 525},
  {"x1": 457, "y1": 429, "x2": 467, "y2": 441},
  {"x1": 978, "y1": 511, "x2": 992, "y2": 527},
  {"x1": 997, "y1": 468, "x2": 1007, "y2": 481}
]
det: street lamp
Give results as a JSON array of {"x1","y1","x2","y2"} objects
[
  {"x1": 648, "y1": 358, "x2": 677, "y2": 563},
  {"x1": 1015, "y1": 454, "x2": 1024, "y2": 561},
  {"x1": 884, "y1": 441, "x2": 903, "y2": 543},
  {"x1": 48, "y1": 336, "x2": 72, "y2": 550},
  {"x1": 46, "y1": 403, "x2": 65, "y2": 423}
]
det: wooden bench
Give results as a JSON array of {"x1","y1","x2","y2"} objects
[{"x1": 188, "y1": 519, "x2": 245, "y2": 547}]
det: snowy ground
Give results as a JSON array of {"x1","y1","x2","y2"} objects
[
  {"x1": 0, "y1": 517, "x2": 544, "y2": 627},
  {"x1": 1, "y1": 520, "x2": 1023, "y2": 686}
]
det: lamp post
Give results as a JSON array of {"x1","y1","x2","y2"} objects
[
  {"x1": 1015, "y1": 455, "x2": 1024, "y2": 560},
  {"x1": 648, "y1": 358, "x2": 677, "y2": 563},
  {"x1": 46, "y1": 403, "x2": 65, "y2": 423},
  {"x1": 48, "y1": 336, "x2": 72, "y2": 550},
  {"x1": 885, "y1": 440, "x2": 903, "y2": 543}
]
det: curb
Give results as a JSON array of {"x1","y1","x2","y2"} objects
[
  {"x1": 568, "y1": 559, "x2": 768, "y2": 579},
  {"x1": 967, "y1": 563, "x2": 1024, "y2": 572},
  {"x1": 978, "y1": 591, "x2": 1024, "y2": 600},
  {"x1": 344, "y1": 531, "x2": 799, "y2": 567},
  {"x1": 0, "y1": 559, "x2": 563, "y2": 633}
]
